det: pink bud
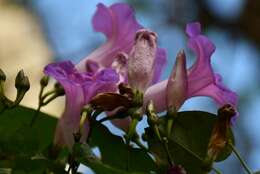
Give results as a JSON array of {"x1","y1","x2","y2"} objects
[
  {"x1": 127, "y1": 29, "x2": 157, "y2": 91},
  {"x1": 166, "y1": 50, "x2": 188, "y2": 110}
]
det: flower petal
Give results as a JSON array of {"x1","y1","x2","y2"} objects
[
  {"x1": 186, "y1": 22, "x2": 201, "y2": 38},
  {"x1": 186, "y1": 23, "x2": 216, "y2": 96},
  {"x1": 76, "y1": 3, "x2": 142, "y2": 71},
  {"x1": 186, "y1": 22, "x2": 238, "y2": 107},
  {"x1": 144, "y1": 22, "x2": 238, "y2": 114},
  {"x1": 44, "y1": 62, "x2": 119, "y2": 148},
  {"x1": 82, "y1": 68, "x2": 119, "y2": 105},
  {"x1": 44, "y1": 61, "x2": 87, "y2": 148},
  {"x1": 54, "y1": 85, "x2": 86, "y2": 148},
  {"x1": 151, "y1": 48, "x2": 167, "y2": 84},
  {"x1": 190, "y1": 74, "x2": 238, "y2": 106},
  {"x1": 143, "y1": 80, "x2": 167, "y2": 112}
]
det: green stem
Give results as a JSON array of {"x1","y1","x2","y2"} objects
[
  {"x1": 41, "y1": 89, "x2": 56, "y2": 100},
  {"x1": 152, "y1": 123, "x2": 174, "y2": 166},
  {"x1": 166, "y1": 107, "x2": 177, "y2": 137},
  {"x1": 167, "y1": 118, "x2": 174, "y2": 138},
  {"x1": 229, "y1": 143, "x2": 253, "y2": 174},
  {"x1": 125, "y1": 118, "x2": 139, "y2": 171},
  {"x1": 127, "y1": 118, "x2": 138, "y2": 141},
  {"x1": 161, "y1": 137, "x2": 174, "y2": 166},
  {"x1": 42, "y1": 93, "x2": 60, "y2": 106},
  {"x1": 212, "y1": 167, "x2": 222, "y2": 174},
  {"x1": 30, "y1": 85, "x2": 44, "y2": 127}
]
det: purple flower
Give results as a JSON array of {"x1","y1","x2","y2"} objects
[
  {"x1": 44, "y1": 3, "x2": 167, "y2": 147},
  {"x1": 144, "y1": 22, "x2": 238, "y2": 113},
  {"x1": 74, "y1": 3, "x2": 141, "y2": 71},
  {"x1": 44, "y1": 61, "x2": 119, "y2": 148},
  {"x1": 75, "y1": 3, "x2": 167, "y2": 83}
]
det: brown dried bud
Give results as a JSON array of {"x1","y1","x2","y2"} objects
[
  {"x1": 90, "y1": 93, "x2": 131, "y2": 111},
  {"x1": 118, "y1": 83, "x2": 134, "y2": 99},
  {"x1": 206, "y1": 104, "x2": 236, "y2": 162}
]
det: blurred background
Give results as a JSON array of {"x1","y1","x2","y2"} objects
[{"x1": 0, "y1": 0, "x2": 259, "y2": 173}]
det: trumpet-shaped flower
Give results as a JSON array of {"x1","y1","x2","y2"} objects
[
  {"x1": 76, "y1": 3, "x2": 166, "y2": 83},
  {"x1": 144, "y1": 22, "x2": 238, "y2": 113},
  {"x1": 44, "y1": 61, "x2": 119, "y2": 148},
  {"x1": 44, "y1": 3, "x2": 167, "y2": 147}
]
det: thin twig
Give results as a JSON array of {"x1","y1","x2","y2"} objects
[{"x1": 229, "y1": 143, "x2": 253, "y2": 174}]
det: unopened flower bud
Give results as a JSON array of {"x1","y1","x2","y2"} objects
[
  {"x1": 166, "y1": 165, "x2": 187, "y2": 174},
  {"x1": 15, "y1": 70, "x2": 30, "y2": 92},
  {"x1": 146, "y1": 101, "x2": 159, "y2": 126},
  {"x1": 0, "y1": 69, "x2": 6, "y2": 82},
  {"x1": 128, "y1": 29, "x2": 157, "y2": 92},
  {"x1": 40, "y1": 75, "x2": 49, "y2": 87},
  {"x1": 166, "y1": 50, "x2": 188, "y2": 111},
  {"x1": 54, "y1": 82, "x2": 65, "y2": 96}
]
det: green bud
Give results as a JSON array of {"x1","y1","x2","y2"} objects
[
  {"x1": 54, "y1": 82, "x2": 65, "y2": 95},
  {"x1": 146, "y1": 101, "x2": 159, "y2": 126},
  {"x1": 0, "y1": 69, "x2": 6, "y2": 82},
  {"x1": 15, "y1": 70, "x2": 30, "y2": 92},
  {"x1": 40, "y1": 75, "x2": 49, "y2": 87}
]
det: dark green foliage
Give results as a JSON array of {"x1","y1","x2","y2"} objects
[{"x1": 144, "y1": 111, "x2": 234, "y2": 174}]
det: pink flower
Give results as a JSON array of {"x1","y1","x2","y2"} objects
[
  {"x1": 44, "y1": 3, "x2": 167, "y2": 148},
  {"x1": 144, "y1": 22, "x2": 238, "y2": 113},
  {"x1": 166, "y1": 50, "x2": 188, "y2": 110},
  {"x1": 44, "y1": 61, "x2": 119, "y2": 148},
  {"x1": 76, "y1": 3, "x2": 167, "y2": 84}
]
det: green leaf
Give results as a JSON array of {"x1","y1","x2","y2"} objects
[
  {"x1": 0, "y1": 158, "x2": 66, "y2": 174},
  {"x1": 254, "y1": 171, "x2": 260, "y2": 174},
  {"x1": 89, "y1": 122, "x2": 156, "y2": 173},
  {"x1": 145, "y1": 111, "x2": 235, "y2": 174},
  {"x1": 74, "y1": 143, "x2": 147, "y2": 174},
  {"x1": 0, "y1": 105, "x2": 57, "y2": 157},
  {"x1": 0, "y1": 104, "x2": 62, "y2": 173},
  {"x1": 0, "y1": 168, "x2": 11, "y2": 174}
]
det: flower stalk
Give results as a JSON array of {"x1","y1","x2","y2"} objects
[{"x1": 229, "y1": 142, "x2": 253, "y2": 174}]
